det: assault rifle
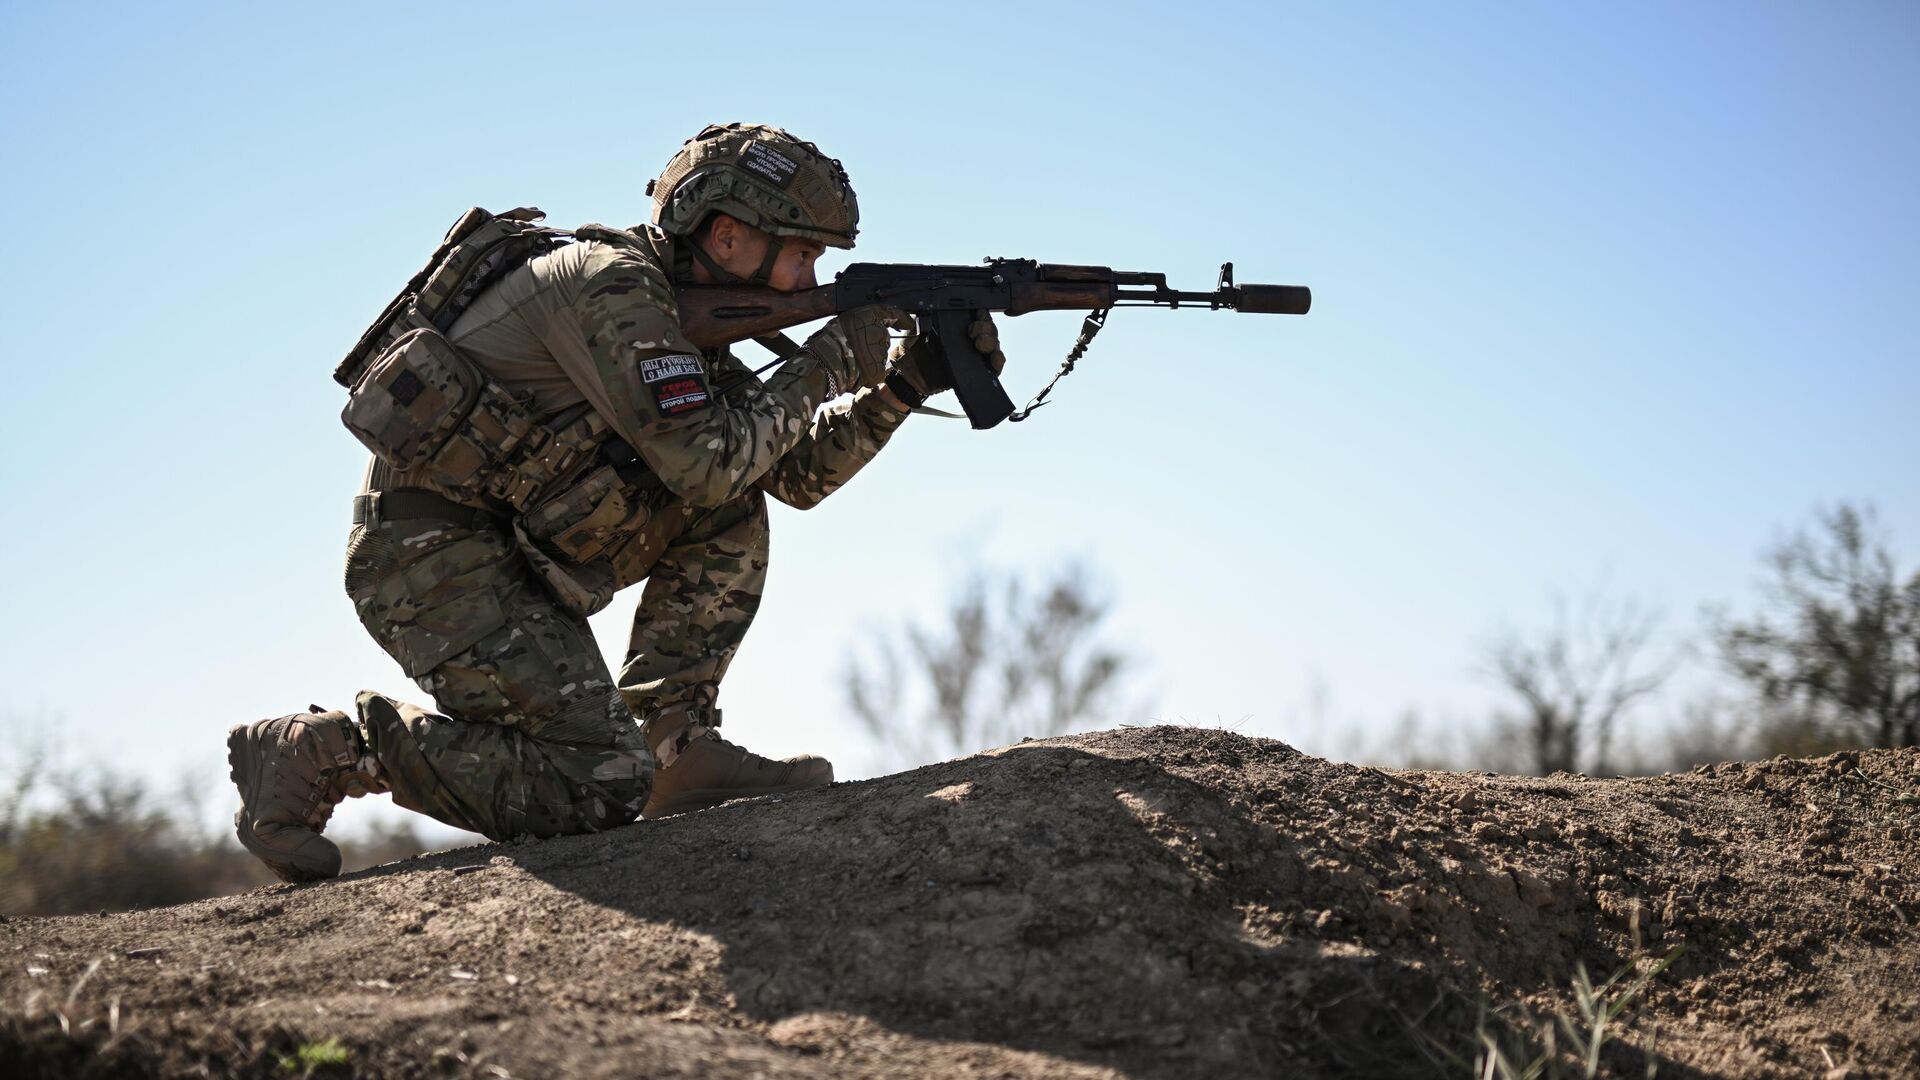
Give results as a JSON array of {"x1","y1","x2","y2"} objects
[{"x1": 676, "y1": 259, "x2": 1310, "y2": 429}]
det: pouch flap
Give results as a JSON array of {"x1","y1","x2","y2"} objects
[{"x1": 341, "y1": 328, "x2": 483, "y2": 471}]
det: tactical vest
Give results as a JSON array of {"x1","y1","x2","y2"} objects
[{"x1": 335, "y1": 207, "x2": 643, "y2": 515}]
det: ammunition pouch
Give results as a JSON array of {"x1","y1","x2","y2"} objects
[
  {"x1": 520, "y1": 463, "x2": 651, "y2": 565},
  {"x1": 340, "y1": 327, "x2": 540, "y2": 493}
]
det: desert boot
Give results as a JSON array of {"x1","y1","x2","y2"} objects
[
  {"x1": 227, "y1": 707, "x2": 387, "y2": 882},
  {"x1": 640, "y1": 707, "x2": 832, "y2": 819}
]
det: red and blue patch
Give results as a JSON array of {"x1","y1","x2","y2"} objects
[{"x1": 654, "y1": 377, "x2": 710, "y2": 416}]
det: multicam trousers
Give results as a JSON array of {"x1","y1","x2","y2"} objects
[{"x1": 344, "y1": 489, "x2": 771, "y2": 840}]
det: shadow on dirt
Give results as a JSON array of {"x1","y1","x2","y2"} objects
[{"x1": 478, "y1": 740, "x2": 1711, "y2": 1080}]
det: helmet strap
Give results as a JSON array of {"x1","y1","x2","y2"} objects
[
  {"x1": 746, "y1": 235, "x2": 784, "y2": 287},
  {"x1": 687, "y1": 237, "x2": 745, "y2": 284}
]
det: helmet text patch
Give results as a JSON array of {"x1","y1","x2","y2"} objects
[{"x1": 740, "y1": 142, "x2": 799, "y2": 189}]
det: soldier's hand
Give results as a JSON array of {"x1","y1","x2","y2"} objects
[
  {"x1": 886, "y1": 311, "x2": 1006, "y2": 404},
  {"x1": 804, "y1": 305, "x2": 906, "y2": 395}
]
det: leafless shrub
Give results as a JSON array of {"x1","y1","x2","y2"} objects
[
  {"x1": 844, "y1": 563, "x2": 1133, "y2": 770},
  {"x1": 1483, "y1": 589, "x2": 1678, "y2": 776},
  {"x1": 1716, "y1": 502, "x2": 1919, "y2": 753}
]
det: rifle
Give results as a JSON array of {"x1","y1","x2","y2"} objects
[{"x1": 676, "y1": 259, "x2": 1310, "y2": 429}]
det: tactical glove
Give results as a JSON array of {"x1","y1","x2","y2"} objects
[
  {"x1": 883, "y1": 311, "x2": 1006, "y2": 406},
  {"x1": 804, "y1": 306, "x2": 906, "y2": 397}
]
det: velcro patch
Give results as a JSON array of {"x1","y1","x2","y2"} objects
[
  {"x1": 654, "y1": 376, "x2": 711, "y2": 417},
  {"x1": 639, "y1": 354, "x2": 704, "y2": 384},
  {"x1": 388, "y1": 368, "x2": 426, "y2": 407},
  {"x1": 740, "y1": 141, "x2": 798, "y2": 188}
]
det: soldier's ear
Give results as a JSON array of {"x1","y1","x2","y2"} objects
[{"x1": 706, "y1": 213, "x2": 741, "y2": 255}]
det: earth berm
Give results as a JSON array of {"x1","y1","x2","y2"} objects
[{"x1": 3, "y1": 727, "x2": 1916, "y2": 1078}]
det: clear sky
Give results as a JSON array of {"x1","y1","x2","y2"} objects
[{"x1": 2, "y1": 2, "x2": 1915, "y2": 839}]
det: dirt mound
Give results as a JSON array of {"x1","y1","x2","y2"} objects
[{"x1": 3, "y1": 727, "x2": 1916, "y2": 1078}]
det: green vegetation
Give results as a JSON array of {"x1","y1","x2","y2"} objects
[
  {"x1": 1471, "y1": 947, "x2": 1684, "y2": 1080},
  {"x1": 277, "y1": 1037, "x2": 351, "y2": 1077}
]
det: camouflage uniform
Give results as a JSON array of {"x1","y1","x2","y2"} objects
[{"x1": 348, "y1": 225, "x2": 907, "y2": 840}]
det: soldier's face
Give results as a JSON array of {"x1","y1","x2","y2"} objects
[
  {"x1": 700, "y1": 215, "x2": 824, "y2": 291},
  {"x1": 760, "y1": 235, "x2": 825, "y2": 291}
]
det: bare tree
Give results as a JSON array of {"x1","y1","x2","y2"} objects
[
  {"x1": 845, "y1": 564, "x2": 1131, "y2": 770},
  {"x1": 1717, "y1": 502, "x2": 1919, "y2": 753},
  {"x1": 1483, "y1": 590, "x2": 1676, "y2": 775}
]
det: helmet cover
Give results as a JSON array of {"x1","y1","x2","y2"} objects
[{"x1": 650, "y1": 123, "x2": 859, "y2": 249}]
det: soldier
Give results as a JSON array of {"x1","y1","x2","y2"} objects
[{"x1": 227, "y1": 123, "x2": 1004, "y2": 882}]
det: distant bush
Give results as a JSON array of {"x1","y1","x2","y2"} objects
[{"x1": 1717, "y1": 502, "x2": 1919, "y2": 754}]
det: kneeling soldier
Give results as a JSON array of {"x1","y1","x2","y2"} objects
[{"x1": 228, "y1": 123, "x2": 1002, "y2": 881}]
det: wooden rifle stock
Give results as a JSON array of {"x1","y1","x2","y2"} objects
[{"x1": 676, "y1": 284, "x2": 837, "y2": 350}]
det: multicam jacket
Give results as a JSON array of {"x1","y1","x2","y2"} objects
[{"x1": 366, "y1": 224, "x2": 907, "y2": 602}]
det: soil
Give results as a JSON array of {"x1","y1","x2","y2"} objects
[{"x1": 3, "y1": 727, "x2": 1916, "y2": 1079}]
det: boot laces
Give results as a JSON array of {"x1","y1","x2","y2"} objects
[{"x1": 288, "y1": 718, "x2": 370, "y2": 826}]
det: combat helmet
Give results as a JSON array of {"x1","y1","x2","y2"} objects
[{"x1": 649, "y1": 123, "x2": 859, "y2": 283}]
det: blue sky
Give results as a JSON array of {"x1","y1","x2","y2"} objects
[{"x1": 2, "y1": 2, "x2": 1914, "y2": 837}]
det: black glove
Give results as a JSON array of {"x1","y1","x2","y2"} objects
[{"x1": 804, "y1": 304, "x2": 908, "y2": 396}]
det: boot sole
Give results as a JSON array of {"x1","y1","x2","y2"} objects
[{"x1": 227, "y1": 720, "x2": 338, "y2": 883}]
